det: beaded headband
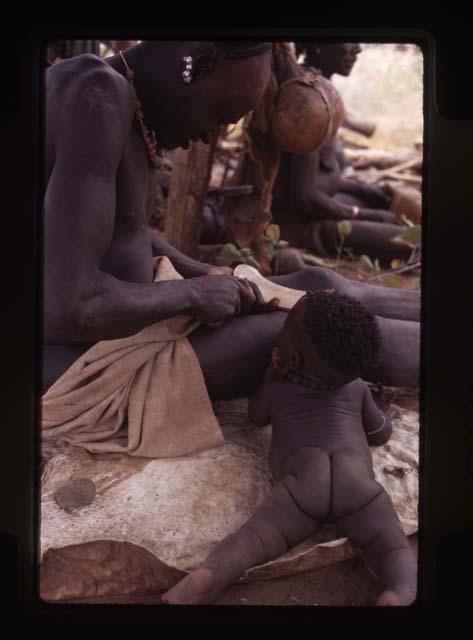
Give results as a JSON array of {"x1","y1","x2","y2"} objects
[{"x1": 182, "y1": 42, "x2": 272, "y2": 84}]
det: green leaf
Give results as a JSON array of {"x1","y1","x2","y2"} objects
[
  {"x1": 411, "y1": 276, "x2": 421, "y2": 290},
  {"x1": 221, "y1": 243, "x2": 243, "y2": 260},
  {"x1": 400, "y1": 213, "x2": 415, "y2": 227},
  {"x1": 265, "y1": 224, "x2": 281, "y2": 243},
  {"x1": 240, "y1": 248, "x2": 253, "y2": 257},
  {"x1": 278, "y1": 240, "x2": 290, "y2": 248},
  {"x1": 358, "y1": 254, "x2": 375, "y2": 272},
  {"x1": 391, "y1": 225, "x2": 421, "y2": 248},
  {"x1": 338, "y1": 220, "x2": 353, "y2": 236},
  {"x1": 374, "y1": 258, "x2": 381, "y2": 272}
]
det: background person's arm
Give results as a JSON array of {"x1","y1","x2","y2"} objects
[{"x1": 289, "y1": 154, "x2": 398, "y2": 224}]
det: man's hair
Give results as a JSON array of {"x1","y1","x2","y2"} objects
[
  {"x1": 215, "y1": 42, "x2": 272, "y2": 60},
  {"x1": 301, "y1": 290, "x2": 381, "y2": 376}
]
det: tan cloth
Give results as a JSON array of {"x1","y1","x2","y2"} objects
[{"x1": 42, "y1": 257, "x2": 224, "y2": 458}]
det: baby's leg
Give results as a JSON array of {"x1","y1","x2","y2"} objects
[
  {"x1": 331, "y1": 450, "x2": 417, "y2": 606},
  {"x1": 163, "y1": 449, "x2": 330, "y2": 604}
]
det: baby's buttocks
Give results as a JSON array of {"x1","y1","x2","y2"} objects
[
  {"x1": 280, "y1": 446, "x2": 332, "y2": 521},
  {"x1": 280, "y1": 446, "x2": 376, "y2": 523}
]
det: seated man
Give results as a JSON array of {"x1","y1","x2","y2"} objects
[
  {"x1": 44, "y1": 40, "x2": 420, "y2": 411},
  {"x1": 272, "y1": 42, "x2": 412, "y2": 265},
  {"x1": 163, "y1": 291, "x2": 416, "y2": 606}
]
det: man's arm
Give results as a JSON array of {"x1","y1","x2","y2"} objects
[
  {"x1": 149, "y1": 230, "x2": 231, "y2": 278},
  {"x1": 361, "y1": 383, "x2": 393, "y2": 446},
  {"x1": 44, "y1": 60, "x2": 243, "y2": 343},
  {"x1": 338, "y1": 179, "x2": 392, "y2": 209},
  {"x1": 289, "y1": 154, "x2": 398, "y2": 224}
]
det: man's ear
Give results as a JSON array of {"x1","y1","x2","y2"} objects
[{"x1": 192, "y1": 45, "x2": 219, "y2": 82}]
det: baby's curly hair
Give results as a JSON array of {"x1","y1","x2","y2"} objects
[{"x1": 302, "y1": 290, "x2": 381, "y2": 376}]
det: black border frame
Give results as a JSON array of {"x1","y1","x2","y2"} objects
[{"x1": 3, "y1": 16, "x2": 473, "y2": 623}]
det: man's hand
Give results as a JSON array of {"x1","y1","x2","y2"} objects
[{"x1": 190, "y1": 275, "x2": 256, "y2": 325}]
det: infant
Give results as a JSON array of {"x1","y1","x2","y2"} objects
[{"x1": 163, "y1": 290, "x2": 417, "y2": 606}]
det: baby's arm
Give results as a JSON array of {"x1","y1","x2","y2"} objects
[
  {"x1": 248, "y1": 365, "x2": 274, "y2": 427},
  {"x1": 162, "y1": 471, "x2": 320, "y2": 604},
  {"x1": 361, "y1": 382, "x2": 393, "y2": 446}
]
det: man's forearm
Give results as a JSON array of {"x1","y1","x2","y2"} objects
[
  {"x1": 150, "y1": 230, "x2": 213, "y2": 278},
  {"x1": 338, "y1": 178, "x2": 364, "y2": 197},
  {"x1": 46, "y1": 272, "x2": 200, "y2": 344},
  {"x1": 295, "y1": 189, "x2": 353, "y2": 221}
]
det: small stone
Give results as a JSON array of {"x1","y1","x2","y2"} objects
[{"x1": 54, "y1": 478, "x2": 96, "y2": 512}]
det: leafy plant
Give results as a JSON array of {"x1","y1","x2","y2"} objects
[
  {"x1": 391, "y1": 224, "x2": 421, "y2": 248},
  {"x1": 220, "y1": 243, "x2": 262, "y2": 271}
]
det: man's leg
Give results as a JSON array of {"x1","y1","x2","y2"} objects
[
  {"x1": 189, "y1": 310, "x2": 419, "y2": 401},
  {"x1": 270, "y1": 266, "x2": 420, "y2": 322},
  {"x1": 190, "y1": 266, "x2": 420, "y2": 399}
]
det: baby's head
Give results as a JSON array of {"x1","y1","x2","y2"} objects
[{"x1": 274, "y1": 290, "x2": 381, "y2": 387}]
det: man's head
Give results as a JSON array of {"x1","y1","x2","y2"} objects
[
  {"x1": 295, "y1": 42, "x2": 362, "y2": 78},
  {"x1": 275, "y1": 290, "x2": 381, "y2": 386},
  {"x1": 123, "y1": 41, "x2": 272, "y2": 150}
]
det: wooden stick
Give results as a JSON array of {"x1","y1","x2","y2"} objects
[
  {"x1": 207, "y1": 185, "x2": 254, "y2": 197},
  {"x1": 366, "y1": 261, "x2": 421, "y2": 281},
  {"x1": 375, "y1": 156, "x2": 422, "y2": 177},
  {"x1": 374, "y1": 172, "x2": 422, "y2": 185},
  {"x1": 166, "y1": 134, "x2": 217, "y2": 257}
]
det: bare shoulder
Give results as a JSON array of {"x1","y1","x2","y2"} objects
[
  {"x1": 47, "y1": 54, "x2": 132, "y2": 101},
  {"x1": 338, "y1": 377, "x2": 366, "y2": 400},
  {"x1": 46, "y1": 55, "x2": 136, "y2": 169}
]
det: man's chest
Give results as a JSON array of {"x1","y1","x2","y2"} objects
[{"x1": 115, "y1": 129, "x2": 155, "y2": 233}]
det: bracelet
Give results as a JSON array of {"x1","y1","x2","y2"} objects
[
  {"x1": 352, "y1": 205, "x2": 360, "y2": 218},
  {"x1": 367, "y1": 414, "x2": 386, "y2": 436}
]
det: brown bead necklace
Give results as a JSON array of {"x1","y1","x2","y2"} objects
[{"x1": 119, "y1": 51, "x2": 163, "y2": 170}]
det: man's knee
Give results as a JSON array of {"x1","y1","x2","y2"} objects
[{"x1": 289, "y1": 266, "x2": 340, "y2": 292}]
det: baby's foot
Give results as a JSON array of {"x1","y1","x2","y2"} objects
[
  {"x1": 377, "y1": 590, "x2": 401, "y2": 606},
  {"x1": 162, "y1": 568, "x2": 221, "y2": 605},
  {"x1": 377, "y1": 588, "x2": 416, "y2": 606}
]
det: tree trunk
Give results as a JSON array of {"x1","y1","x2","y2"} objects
[{"x1": 165, "y1": 134, "x2": 217, "y2": 258}]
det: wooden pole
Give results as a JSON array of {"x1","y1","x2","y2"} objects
[{"x1": 166, "y1": 132, "x2": 218, "y2": 258}]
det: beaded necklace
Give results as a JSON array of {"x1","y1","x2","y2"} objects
[
  {"x1": 119, "y1": 51, "x2": 163, "y2": 170},
  {"x1": 286, "y1": 368, "x2": 337, "y2": 391}
]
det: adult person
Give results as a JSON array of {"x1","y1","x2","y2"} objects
[
  {"x1": 44, "y1": 40, "x2": 420, "y2": 406},
  {"x1": 272, "y1": 42, "x2": 412, "y2": 265}
]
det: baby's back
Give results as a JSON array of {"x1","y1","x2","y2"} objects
[{"x1": 267, "y1": 377, "x2": 372, "y2": 479}]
